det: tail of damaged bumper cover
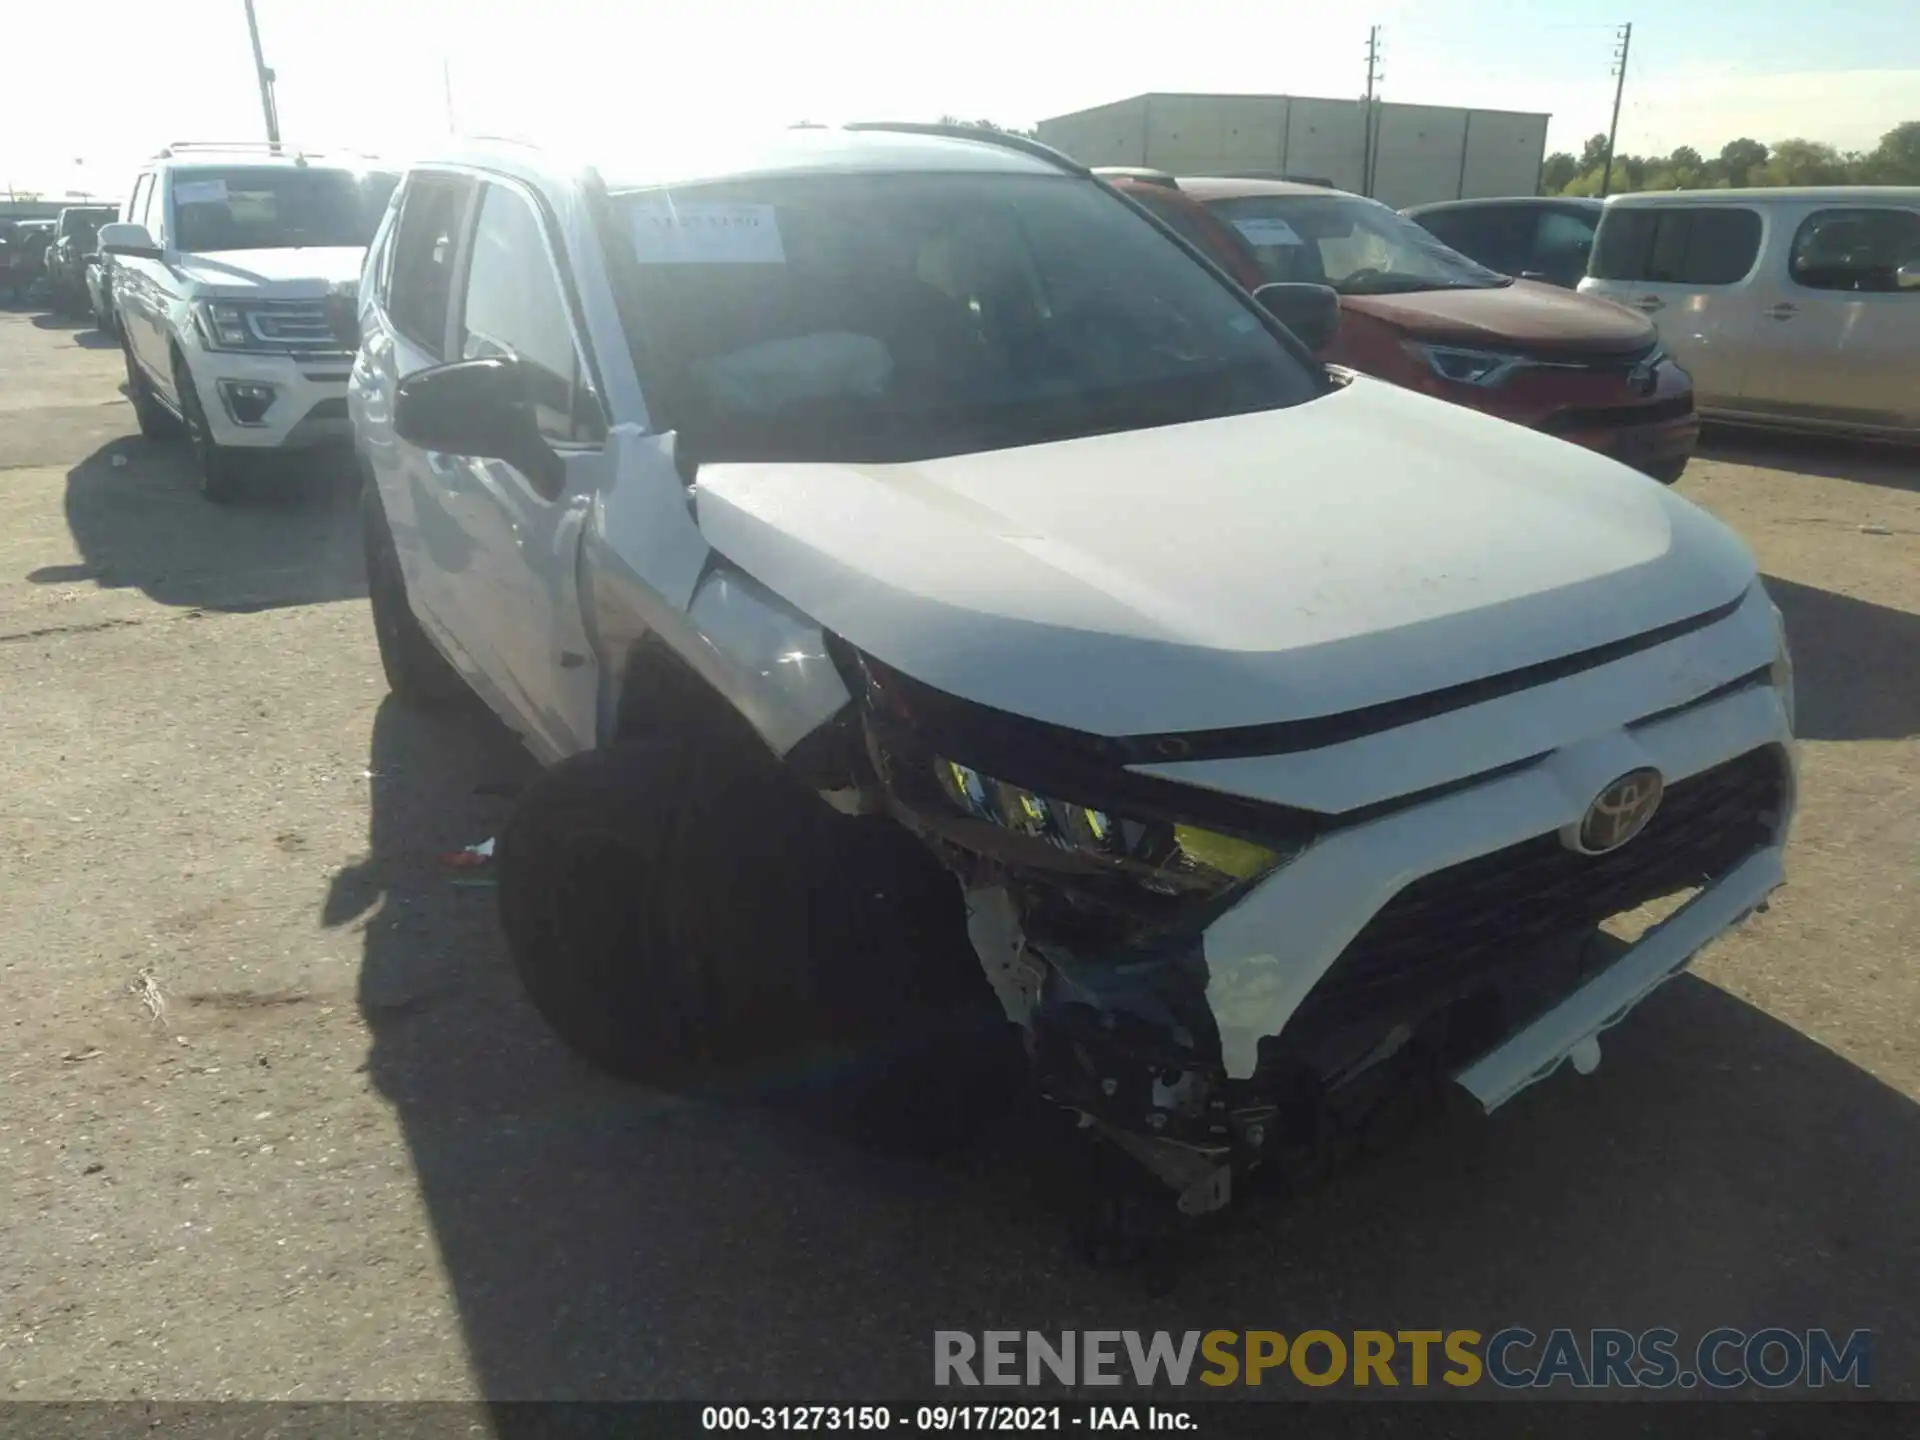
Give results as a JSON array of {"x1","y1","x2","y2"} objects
[{"x1": 1453, "y1": 843, "x2": 1784, "y2": 1112}]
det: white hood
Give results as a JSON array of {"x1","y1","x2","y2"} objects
[
  {"x1": 171, "y1": 246, "x2": 365, "y2": 297},
  {"x1": 693, "y1": 376, "x2": 1756, "y2": 737}
]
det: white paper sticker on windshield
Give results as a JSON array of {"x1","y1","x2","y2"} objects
[
  {"x1": 629, "y1": 203, "x2": 785, "y2": 264},
  {"x1": 174, "y1": 179, "x2": 230, "y2": 205},
  {"x1": 1231, "y1": 216, "x2": 1303, "y2": 247}
]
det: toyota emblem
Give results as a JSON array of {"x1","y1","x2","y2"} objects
[{"x1": 1575, "y1": 768, "x2": 1665, "y2": 854}]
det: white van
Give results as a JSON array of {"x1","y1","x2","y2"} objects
[{"x1": 1579, "y1": 186, "x2": 1920, "y2": 441}]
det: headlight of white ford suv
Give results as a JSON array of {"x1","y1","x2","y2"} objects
[{"x1": 195, "y1": 300, "x2": 265, "y2": 351}]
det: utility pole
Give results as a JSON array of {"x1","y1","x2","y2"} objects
[
  {"x1": 442, "y1": 58, "x2": 457, "y2": 134},
  {"x1": 1601, "y1": 22, "x2": 1632, "y2": 197},
  {"x1": 1361, "y1": 25, "x2": 1384, "y2": 197},
  {"x1": 242, "y1": 0, "x2": 282, "y2": 146}
]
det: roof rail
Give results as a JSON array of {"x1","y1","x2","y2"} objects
[
  {"x1": 841, "y1": 122, "x2": 1088, "y2": 177},
  {"x1": 156, "y1": 140, "x2": 299, "y2": 157},
  {"x1": 1093, "y1": 166, "x2": 1179, "y2": 189}
]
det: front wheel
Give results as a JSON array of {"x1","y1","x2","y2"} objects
[
  {"x1": 360, "y1": 478, "x2": 468, "y2": 708},
  {"x1": 170, "y1": 353, "x2": 247, "y2": 503},
  {"x1": 122, "y1": 338, "x2": 178, "y2": 439},
  {"x1": 496, "y1": 732, "x2": 1027, "y2": 1140}
]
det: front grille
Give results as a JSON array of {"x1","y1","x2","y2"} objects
[
  {"x1": 1301, "y1": 744, "x2": 1786, "y2": 1013},
  {"x1": 245, "y1": 300, "x2": 337, "y2": 350},
  {"x1": 1541, "y1": 394, "x2": 1696, "y2": 433}
]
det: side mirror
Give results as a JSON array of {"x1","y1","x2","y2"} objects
[
  {"x1": 323, "y1": 290, "x2": 360, "y2": 350},
  {"x1": 1896, "y1": 260, "x2": 1920, "y2": 292},
  {"x1": 1253, "y1": 281, "x2": 1341, "y2": 353},
  {"x1": 393, "y1": 357, "x2": 565, "y2": 497},
  {"x1": 97, "y1": 222, "x2": 161, "y2": 259}
]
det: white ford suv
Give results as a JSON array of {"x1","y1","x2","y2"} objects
[
  {"x1": 346, "y1": 126, "x2": 1796, "y2": 1241},
  {"x1": 99, "y1": 143, "x2": 397, "y2": 501}
]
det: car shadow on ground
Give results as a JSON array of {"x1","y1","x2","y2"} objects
[
  {"x1": 1698, "y1": 427, "x2": 1919, "y2": 493},
  {"x1": 25, "y1": 436, "x2": 367, "y2": 611},
  {"x1": 333, "y1": 695, "x2": 1920, "y2": 1404},
  {"x1": 1764, "y1": 573, "x2": 1920, "y2": 742},
  {"x1": 29, "y1": 308, "x2": 117, "y2": 348}
]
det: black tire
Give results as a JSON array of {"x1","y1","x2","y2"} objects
[
  {"x1": 497, "y1": 730, "x2": 1026, "y2": 1130},
  {"x1": 122, "y1": 337, "x2": 178, "y2": 439},
  {"x1": 1644, "y1": 457, "x2": 1689, "y2": 485},
  {"x1": 360, "y1": 478, "x2": 468, "y2": 707},
  {"x1": 170, "y1": 352, "x2": 248, "y2": 503}
]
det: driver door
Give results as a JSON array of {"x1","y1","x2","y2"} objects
[{"x1": 437, "y1": 177, "x2": 608, "y2": 763}]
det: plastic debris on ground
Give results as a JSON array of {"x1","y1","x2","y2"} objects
[{"x1": 439, "y1": 837, "x2": 498, "y2": 888}]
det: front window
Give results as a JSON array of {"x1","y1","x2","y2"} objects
[
  {"x1": 1203, "y1": 193, "x2": 1511, "y2": 295},
  {"x1": 170, "y1": 167, "x2": 398, "y2": 252},
  {"x1": 607, "y1": 171, "x2": 1320, "y2": 465}
]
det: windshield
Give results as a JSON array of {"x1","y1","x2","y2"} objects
[
  {"x1": 608, "y1": 171, "x2": 1321, "y2": 465},
  {"x1": 171, "y1": 167, "x2": 398, "y2": 252},
  {"x1": 61, "y1": 211, "x2": 112, "y2": 244},
  {"x1": 1203, "y1": 194, "x2": 1512, "y2": 295}
]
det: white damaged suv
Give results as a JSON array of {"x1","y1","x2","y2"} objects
[
  {"x1": 345, "y1": 125, "x2": 1796, "y2": 1235},
  {"x1": 99, "y1": 144, "x2": 397, "y2": 501}
]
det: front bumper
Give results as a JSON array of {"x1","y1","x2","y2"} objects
[
  {"x1": 1455, "y1": 843, "x2": 1781, "y2": 1110},
  {"x1": 181, "y1": 343, "x2": 353, "y2": 451},
  {"x1": 936, "y1": 584, "x2": 1793, "y2": 1201}
]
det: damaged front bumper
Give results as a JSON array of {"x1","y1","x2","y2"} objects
[{"x1": 835, "y1": 593, "x2": 1795, "y2": 1213}]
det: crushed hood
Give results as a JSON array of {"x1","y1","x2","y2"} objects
[
  {"x1": 170, "y1": 246, "x2": 366, "y2": 298},
  {"x1": 1344, "y1": 278, "x2": 1655, "y2": 355},
  {"x1": 692, "y1": 375, "x2": 1756, "y2": 737}
]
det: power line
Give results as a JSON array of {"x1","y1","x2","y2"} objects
[{"x1": 1602, "y1": 21, "x2": 1632, "y2": 197}]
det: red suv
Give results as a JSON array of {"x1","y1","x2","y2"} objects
[{"x1": 1112, "y1": 175, "x2": 1698, "y2": 483}]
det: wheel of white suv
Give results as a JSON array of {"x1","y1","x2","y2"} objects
[
  {"x1": 122, "y1": 338, "x2": 178, "y2": 440},
  {"x1": 360, "y1": 478, "x2": 468, "y2": 708},
  {"x1": 495, "y1": 732, "x2": 1027, "y2": 1142},
  {"x1": 170, "y1": 352, "x2": 246, "y2": 504}
]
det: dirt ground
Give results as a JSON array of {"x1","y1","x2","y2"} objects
[{"x1": 2, "y1": 306, "x2": 1916, "y2": 1403}]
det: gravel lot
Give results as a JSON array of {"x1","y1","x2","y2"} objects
[{"x1": 2, "y1": 306, "x2": 1916, "y2": 1403}]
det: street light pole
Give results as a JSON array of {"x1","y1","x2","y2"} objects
[
  {"x1": 242, "y1": 0, "x2": 282, "y2": 146},
  {"x1": 1601, "y1": 22, "x2": 1631, "y2": 198}
]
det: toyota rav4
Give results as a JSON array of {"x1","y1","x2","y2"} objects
[{"x1": 344, "y1": 125, "x2": 1796, "y2": 1244}]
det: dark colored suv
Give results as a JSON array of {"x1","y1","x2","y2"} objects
[
  {"x1": 1401, "y1": 196, "x2": 1604, "y2": 290},
  {"x1": 45, "y1": 205, "x2": 118, "y2": 313}
]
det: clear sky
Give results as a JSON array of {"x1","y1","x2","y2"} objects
[{"x1": 3, "y1": 0, "x2": 1916, "y2": 198}]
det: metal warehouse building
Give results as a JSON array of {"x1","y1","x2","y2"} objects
[{"x1": 1036, "y1": 93, "x2": 1550, "y2": 208}]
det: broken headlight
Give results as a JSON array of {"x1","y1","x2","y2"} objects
[
  {"x1": 840, "y1": 648, "x2": 1316, "y2": 943},
  {"x1": 932, "y1": 757, "x2": 1286, "y2": 899}
]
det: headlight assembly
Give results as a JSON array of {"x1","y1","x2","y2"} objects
[
  {"x1": 1409, "y1": 342, "x2": 1522, "y2": 387},
  {"x1": 839, "y1": 649, "x2": 1317, "y2": 943},
  {"x1": 196, "y1": 300, "x2": 260, "y2": 350},
  {"x1": 932, "y1": 756, "x2": 1291, "y2": 901}
]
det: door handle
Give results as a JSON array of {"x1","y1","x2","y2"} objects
[
  {"x1": 1632, "y1": 296, "x2": 1665, "y2": 312},
  {"x1": 1765, "y1": 302, "x2": 1798, "y2": 321}
]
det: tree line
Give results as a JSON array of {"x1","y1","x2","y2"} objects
[{"x1": 1543, "y1": 121, "x2": 1920, "y2": 195}]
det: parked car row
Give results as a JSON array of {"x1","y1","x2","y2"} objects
[
  {"x1": 1405, "y1": 186, "x2": 1920, "y2": 442},
  {"x1": 290, "y1": 123, "x2": 1793, "y2": 1249}
]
